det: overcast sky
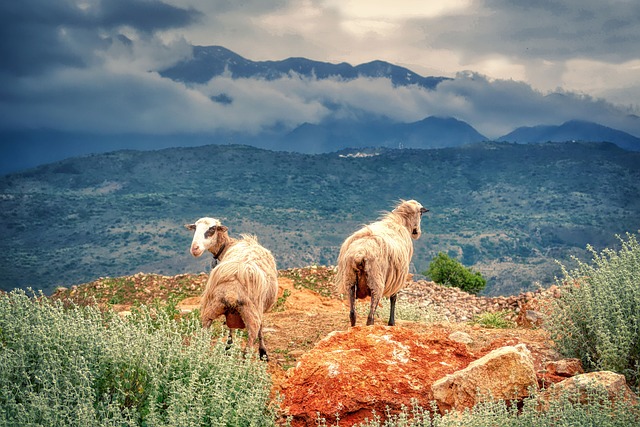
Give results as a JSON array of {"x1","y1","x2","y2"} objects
[{"x1": 1, "y1": 0, "x2": 639, "y2": 139}]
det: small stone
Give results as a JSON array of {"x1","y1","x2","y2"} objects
[
  {"x1": 545, "y1": 359, "x2": 584, "y2": 377},
  {"x1": 449, "y1": 331, "x2": 473, "y2": 344}
]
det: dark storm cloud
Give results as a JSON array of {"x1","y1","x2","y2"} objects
[
  {"x1": 0, "y1": 0, "x2": 201, "y2": 77},
  {"x1": 99, "y1": 0, "x2": 202, "y2": 33}
]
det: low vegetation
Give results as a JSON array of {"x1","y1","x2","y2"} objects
[
  {"x1": 471, "y1": 310, "x2": 516, "y2": 329},
  {"x1": 0, "y1": 290, "x2": 275, "y2": 427},
  {"x1": 547, "y1": 232, "x2": 640, "y2": 389},
  {"x1": 2, "y1": 234, "x2": 640, "y2": 426},
  {"x1": 317, "y1": 391, "x2": 639, "y2": 426}
]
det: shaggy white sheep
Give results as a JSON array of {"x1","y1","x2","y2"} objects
[
  {"x1": 335, "y1": 200, "x2": 428, "y2": 326},
  {"x1": 185, "y1": 219, "x2": 278, "y2": 360}
]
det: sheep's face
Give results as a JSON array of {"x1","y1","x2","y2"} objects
[
  {"x1": 184, "y1": 217, "x2": 223, "y2": 257},
  {"x1": 394, "y1": 200, "x2": 429, "y2": 240}
]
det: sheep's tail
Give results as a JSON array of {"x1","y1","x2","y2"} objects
[{"x1": 335, "y1": 245, "x2": 368, "y2": 296}]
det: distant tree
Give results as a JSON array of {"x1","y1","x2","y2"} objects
[{"x1": 424, "y1": 252, "x2": 486, "y2": 294}]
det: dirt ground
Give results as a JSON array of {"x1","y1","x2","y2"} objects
[
  {"x1": 174, "y1": 275, "x2": 557, "y2": 394},
  {"x1": 51, "y1": 268, "x2": 557, "y2": 395}
]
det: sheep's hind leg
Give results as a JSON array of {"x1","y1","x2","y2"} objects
[
  {"x1": 388, "y1": 293, "x2": 397, "y2": 326},
  {"x1": 349, "y1": 280, "x2": 357, "y2": 327},
  {"x1": 367, "y1": 290, "x2": 381, "y2": 326},
  {"x1": 257, "y1": 325, "x2": 269, "y2": 361},
  {"x1": 238, "y1": 302, "x2": 265, "y2": 360}
]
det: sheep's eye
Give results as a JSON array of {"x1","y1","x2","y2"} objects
[{"x1": 204, "y1": 227, "x2": 216, "y2": 238}]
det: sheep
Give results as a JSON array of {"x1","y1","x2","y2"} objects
[
  {"x1": 185, "y1": 217, "x2": 228, "y2": 267},
  {"x1": 185, "y1": 218, "x2": 278, "y2": 360},
  {"x1": 335, "y1": 200, "x2": 428, "y2": 327}
]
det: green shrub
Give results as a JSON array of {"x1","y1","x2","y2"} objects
[
  {"x1": 546, "y1": 232, "x2": 640, "y2": 390},
  {"x1": 424, "y1": 252, "x2": 486, "y2": 294},
  {"x1": 0, "y1": 289, "x2": 275, "y2": 427},
  {"x1": 471, "y1": 311, "x2": 516, "y2": 329}
]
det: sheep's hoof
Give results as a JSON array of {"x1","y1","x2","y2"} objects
[{"x1": 259, "y1": 348, "x2": 269, "y2": 362}]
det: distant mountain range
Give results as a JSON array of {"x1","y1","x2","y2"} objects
[
  {"x1": 499, "y1": 120, "x2": 640, "y2": 151},
  {"x1": 159, "y1": 45, "x2": 640, "y2": 151},
  {"x1": 160, "y1": 45, "x2": 449, "y2": 89},
  {"x1": 277, "y1": 116, "x2": 488, "y2": 153},
  {"x1": 3, "y1": 115, "x2": 639, "y2": 174},
  {"x1": 2, "y1": 46, "x2": 640, "y2": 175}
]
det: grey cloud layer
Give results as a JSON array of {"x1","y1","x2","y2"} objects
[
  {"x1": 407, "y1": 0, "x2": 640, "y2": 63},
  {"x1": 1, "y1": 0, "x2": 638, "y2": 139}
]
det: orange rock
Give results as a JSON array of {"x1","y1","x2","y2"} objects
[
  {"x1": 432, "y1": 344, "x2": 538, "y2": 413},
  {"x1": 545, "y1": 358, "x2": 584, "y2": 377},
  {"x1": 280, "y1": 325, "x2": 474, "y2": 426}
]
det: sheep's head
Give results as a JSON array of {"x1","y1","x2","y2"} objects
[
  {"x1": 184, "y1": 217, "x2": 226, "y2": 257},
  {"x1": 393, "y1": 199, "x2": 429, "y2": 240}
]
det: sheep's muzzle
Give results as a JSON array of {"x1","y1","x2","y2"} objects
[{"x1": 190, "y1": 245, "x2": 204, "y2": 257}]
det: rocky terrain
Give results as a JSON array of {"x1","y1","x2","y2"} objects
[{"x1": 51, "y1": 266, "x2": 636, "y2": 426}]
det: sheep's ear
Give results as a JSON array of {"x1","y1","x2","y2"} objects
[
  {"x1": 185, "y1": 223, "x2": 196, "y2": 231},
  {"x1": 420, "y1": 207, "x2": 428, "y2": 214},
  {"x1": 216, "y1": 225, "x2": 228, "y2": 233}
]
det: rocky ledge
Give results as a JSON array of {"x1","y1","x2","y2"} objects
[{"x1": 400, "y1": 279, "x2": 561, "y2": 324}]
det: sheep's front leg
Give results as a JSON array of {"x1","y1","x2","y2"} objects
[
  {"x1": 257, "y1": 325, "x2": 269, "y2": 361},
  {"x1": 388, "y1": 293, "x2": 397, "y2": 326},
  {"x1": 226, "y1": 329, "x2": 234, "y2": 350},
  {"x1": 367, "y1": 290, "x2": 381, "y2": 326},
  {"x1": 349, "y1": 282, "x2": 357, "y2": 326}
]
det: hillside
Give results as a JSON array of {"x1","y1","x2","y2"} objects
[
  {"x1": 278, "y1": 116, "x2": 487, "y2": 153},
  {"x1": 499, "y1": 120, "x2": 640, "y2": 151},
  {"x1": 1, "y1": 141, "x2": 639, "y2": 296},
  {"x1": 49, "y1": 267, "x2": 556, "y2": 391}
]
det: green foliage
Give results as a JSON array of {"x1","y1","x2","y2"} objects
[
  {"x1": 0, "y1": 289, "x2": 275, "y2": 427},
  {"x1": 424, "y1": 252, "x2": 487, "y2": 294},
  {"x1": 316, "y1": 388, "x2": 640, "y2": 426},
  {"x1": 546, "y1": 232, "x2": 640, "y2": 389},
  {"x1": 273, "y1": 289, "x2": 291, "y2": 312},
  {"x1": 471, "y1": 311, "x2": 516, "y2": 329}
]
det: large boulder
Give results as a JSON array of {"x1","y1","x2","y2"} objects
[
  {"x1": 539, "y1": 371, "x2": 639, "y2": 409},
  {"x1": 280, "y1": 325, "x2": 475, "y2": 426},
  {"x1": 431, "y1": 343, "x2": 538, "y2": 413}
]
